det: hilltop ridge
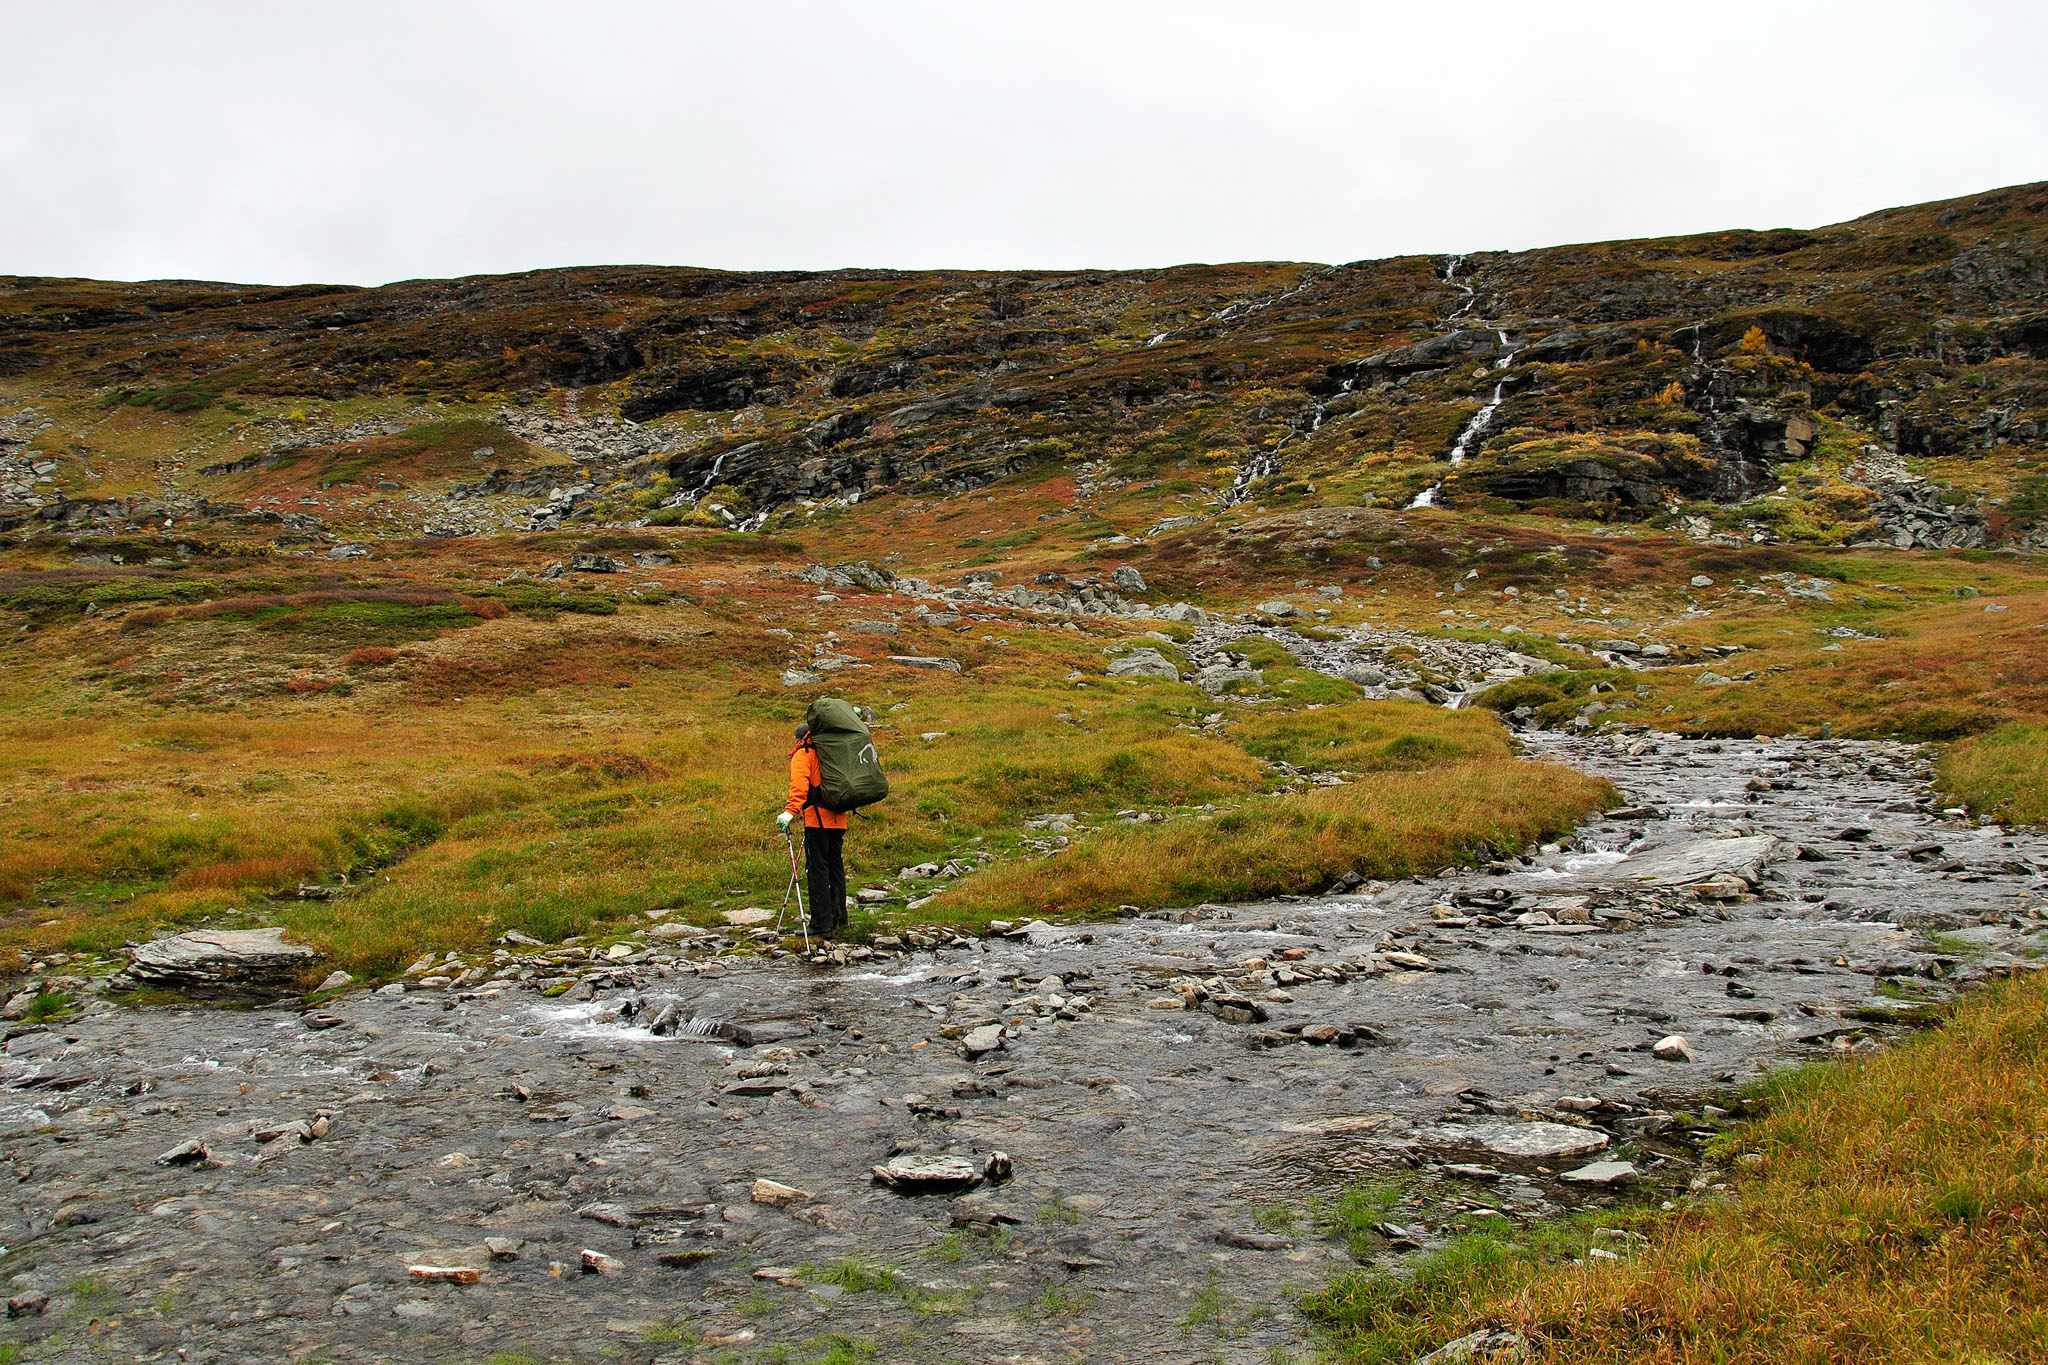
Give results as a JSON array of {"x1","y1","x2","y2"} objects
[{"x1": 2, "y1": 181, "x2": 2043, "y2": 554}]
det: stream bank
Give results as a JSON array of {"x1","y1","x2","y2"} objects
[{"x1": 1, "y1": 729, "x2": 2043, "y2": 1362}]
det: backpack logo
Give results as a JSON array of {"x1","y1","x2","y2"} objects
[{"x1": 858, "y1": 743, "x2": 877, "y2": 765}]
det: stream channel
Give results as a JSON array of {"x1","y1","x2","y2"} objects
[{"x1": 2, "y1": 732, "x2": 2045, "y2": 1363}]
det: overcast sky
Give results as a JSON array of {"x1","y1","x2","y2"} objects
[{"x1": 4, "y1": 1, "x2": 2044, "y2": 286}]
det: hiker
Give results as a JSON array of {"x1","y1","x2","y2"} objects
[
  {"x1": 776, "y1": 699, "x2": 890, "y2": 942},
  {"x1": 779, "y1": 721, "x2": 849, "y2": 939}
]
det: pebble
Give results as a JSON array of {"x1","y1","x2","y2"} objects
[
  {"x1": 1653, "y1": 1034, "x2": 1696, "y2": 1062},
  {"x1": 750, "y1": 1179, "x2": 812, "y2": 1207}
]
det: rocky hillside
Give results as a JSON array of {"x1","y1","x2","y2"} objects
[{"x1": 2, "y1": 182, "x2": 2044, "y2": 551}]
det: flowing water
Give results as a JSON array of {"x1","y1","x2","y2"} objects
[{"x1": 3, "y1": 720, "x2": 2042, "y2": 1362}]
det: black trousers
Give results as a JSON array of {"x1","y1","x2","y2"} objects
[{"x1": 803, "y1": 825, "x2": 846, "y2": 937}]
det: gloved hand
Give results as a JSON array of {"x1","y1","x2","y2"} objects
[{"x1": 776, "y1": 811, "x2": 794, "y2": 832}]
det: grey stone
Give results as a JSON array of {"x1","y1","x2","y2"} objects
[
  {"x1": 961, "y1": 1024, "x2": 1006, "y2": 1058},
  {"x1": 1615, "y1": 836, "x2": 1781, "y2": 888},
  {"x1": 1111, "y1": 565, "x2": 1147, "y2": 594},
  {"x1": 1195, "y1": 664, "x2": 1262, "y2": 695},
  {"x1": 1106, "y1": 648, "x2": 1179, "y2": 682},
  {"x1": 1559, "y1": 1160, "x2": 1637, "y2": 1186},
  {"x1": 1652, "y1": 1034, "x2": 1696, "y2": 1062},
  {"x1": 889, "y1": 655, "x2": 962, "y2": 673},
  {"x1": 871, "y1": 1154, "x2": 983, "y2": 1191},
  {"x1": 1414, "y1": 1328, "x2": 1526, "y2": 1364},
  {"x1": 1437, "y1": 1121, "x2": 1610, "y2": 1162},
  {"x1": 122, "y1": 928, "x2": 318, "y2": 995},
  {"x1": 1254, "y1": 600, "x2": 1297, "y2": 618}
]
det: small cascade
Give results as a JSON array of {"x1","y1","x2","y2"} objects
[
  {"x1": 1222, "y1": 377, "x2": 1353, "y2": 506},
  {"x1": 1410, "y1": 329, "x2": 1522, "y2": 509},
  {"x1": 692, "y1": 451, "x2": 729, "y2": 498},
  {"x1": 1691, "y1": 323, "x2": 1704, "y2": 364},
  {"x1": 1443, "y1": 255, "x2": 1477, "y2": 321}
]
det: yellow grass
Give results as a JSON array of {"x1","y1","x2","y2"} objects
[
  {"x1": 1496, "y1": 970, "x2": 2048, "y2": 1363},
  {"x1": 1939, "y1": 723, "x2": 2048, "y2": 826},
  {"x1": 1306, "y1": 972, "x2": 2048, "y2": 1365},
  {"x1": 935, "y1": 757, "x2": 1611, "y2": 922}
]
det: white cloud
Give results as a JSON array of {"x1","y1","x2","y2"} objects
[{"x1": 3, "y1": 0, "x2": 2044, "y2": 284}]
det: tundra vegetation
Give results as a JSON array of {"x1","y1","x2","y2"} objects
[{"x1": 1, "y1": 183, "x2": 2045, "y2": 1359}]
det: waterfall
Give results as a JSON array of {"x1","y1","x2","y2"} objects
[
  {"x1": 1443, "y1": 256, "x2": 1477, "y2": 321},
  {"x1": 1222, "y1": 377, "x2": 1354, "y2": 507},
  {"x1": 1410, "y1": 330, "x2": 1521, "y2": 510},
  {"x1": 1448, "y1": 367, "x2": 1516, "y2": 466},
  {"x1": 693, "y1": 451, "x2": 729, "y2": 498}
]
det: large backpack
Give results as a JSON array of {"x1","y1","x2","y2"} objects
[{"x1": 804, "y1": 697, "x2": 890, "y2": 814}]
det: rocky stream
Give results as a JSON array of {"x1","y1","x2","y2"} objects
[{"x1": 2, "y1": 731, "x2": 2045, "y2": 1364}]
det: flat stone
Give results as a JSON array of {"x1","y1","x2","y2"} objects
[
  {"x1": 407, "y1": 1265, "x2": 480, "y2": 1285},
  {"x1": 1200, "y1": 994, "x2": 1269, "y2": 1024},
  {"x1": 960, "y1": 1024, "x2": 1006, "y2": 1058},
  {"x1": 871, "y1": 1154, "x2": 984, "y2": 1191},
  {"x1": 1559, "y1": 1160, "x2": 1637, "y2": 1187},
  {"x1": 1106, "y1": 648, "x2": 1180, "y2": 682},
  {"x1": 749, "y1": 1179, "x2": 811, "y2": 1207},
  {"x1": 123, "y1": 928, "x2": 318, "y2": 995},
  {"x1": 888, "y1": 655, "x2": 962, "y2": 673},
  {"x1": 1437, "y1": 1121, "x2": 1610, "y2": 1162},
  {"x1": 1611, "y1": 835, "x2": 1782, "y2": 887},
  {"x1": 721, "y1": 908, "x2": 774, "y2": 926}
]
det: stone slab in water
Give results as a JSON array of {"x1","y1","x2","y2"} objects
[
  {"x1": 122, "y1": 927, "x2": 316, "y2": 993},
  {"x1": 871, "y1": 1154, "x2": 983, "y2": 1191},
  {"x1": 1608, "y1": 834, "x2": 1783, "y2": 886},
  {"x1": 1430, "y1": 1121, "x2": 1611, "y2": 1161}
]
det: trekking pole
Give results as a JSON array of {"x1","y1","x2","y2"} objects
[{"x1": 776, "y1": 825, "x2": 811, "y2": 952}]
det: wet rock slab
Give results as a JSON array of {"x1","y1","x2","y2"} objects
[{"x1": 113, "y1": 927, "x2": 318, "y2": 995}]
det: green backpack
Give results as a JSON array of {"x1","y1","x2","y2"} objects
[{"x1": 804, "y1": 697, "x2": 890, "y2": 813}]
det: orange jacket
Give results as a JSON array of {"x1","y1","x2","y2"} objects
[{"x1": 787, "y1": 743, "x2": 848, "y2": 830}]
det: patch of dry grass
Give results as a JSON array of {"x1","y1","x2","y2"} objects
[
  {"x1": 1306, "y1": 972, "x2": 2048, "y2": 1364},
  {"x1": 1939, "y1": 723, "x2": 2048, "y2": 826},
  {"x1": 1480, "y1": 971, "x2": 2048, "y2": 1364},
  {"x1": 929, "y1": 753, "x2": 1612, "y2": 924}
]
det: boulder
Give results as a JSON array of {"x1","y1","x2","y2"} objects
[
  {"x1": 1195, "y1": 664, "x2": 1262, "y2": 695},
  {"x1": 119, "y1": 928, "x2": 318, "y2": 996},
  {"x1": 1106, "y1": 648, "x2": 1179, "y2": 682},
  {"x1": 960, "y1": 1024, "x2": 1006, "y2": 1058},
  {"x1": 568, "y1": 553, "x2": 620, "y2": 573},
  {"x1": 1253, "y1": 600, "x2": 1297, "y2": 618},
  {"x1": 1110, "y1": 565, "x2": 1147, "y2": 594},
  {"x1": 1653, "y1": 1034, "x2": 1696, "y2": 1062}
]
